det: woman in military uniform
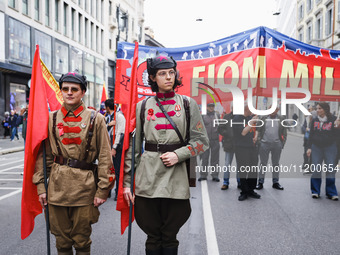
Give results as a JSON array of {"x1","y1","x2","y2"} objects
[{"x1": 123, "y1": 56, "x2": 209, "y2": 255}]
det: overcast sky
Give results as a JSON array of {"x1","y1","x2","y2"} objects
[{"x1": 144, "y1": 0, "x2": 278, "y2": 48}]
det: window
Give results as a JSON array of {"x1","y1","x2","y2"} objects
[
  {"x1": 85, "y1": 18, "x2": 89, "y2": 46},
  {"x1": 35, "y1": 30, "x2": 52, "y2": 69},
  {"x1": 71, "y1": 8, "x2": 75, "y2": 40},
  {"x1": 63, "y1": 3, "x2": 68, "y2": 35},
  {"x1": 45, "y1": 0, "x2": 50, "y2": 26},
  {"x1": 326, "y1": 7, "x2": 333, "y2": 36},
  {"x1": 22, "y1": 0, "x2": 28, "y2": 15},
  {"x1": 109, "y1": 39, "x2": 112, "y2": 50},
  {"x1": 298, "y1": 29, "x2": 304, "y2": 42},
  {"x1": 8, "y1": 0, "x2": 15, "y2": 8},
  {"x1": 96, "y1": 0, "x2": 100, "y2": 21},
  {"x1": 8, "y1": 18, "x2": 31, "y2": 65},
  {"x1": 90, "y1": 22, "x2": 94, "y2": 49},
  {"x1": 315, "y1": 16, "x2": 322, "y2": 39},
  {"x1": 101, "y1": 30, "x2": 104, "y2": 54},
  {"x1": 299, "y1": 3, "x2": 304, "y2": 20},
  {"x1": 55, "y1": 41, "x2": 69, "y2": 74},
  {"x1": 35, "y1": 0, "x2": 40, "y2": 21},
  {"x1": 307, "y1": 23, "x2": 313, "y2": 42},
  {"x1": 70, "y1": 47, "x2": 83, "y2": 74},
  {"x1": 307, "y1": 0, "x2": 313, "y2": 12},
  {"x1": 55, "y1": 0, "x2": 59, "y2": 31},
  {"x1": 78, "y1": 14, "x2": 82, "y2": 43},
  {"x1": 96, "y1": 27, "x2": 100, "y2": 52},
  {"x1": 109, "y1": 1, "x2": 112, "y2": 16}
]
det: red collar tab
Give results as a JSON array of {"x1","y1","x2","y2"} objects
[
  {"x1": 61, "y1": 105, "x2": 84, "y2": 118},
  {"x1": 156, "y1": 91, "x2": 175, "y2": 99}
]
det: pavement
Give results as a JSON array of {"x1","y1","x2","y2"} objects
[{"x1": 0, "y1": 137, "x2": 25, "y2": 155}]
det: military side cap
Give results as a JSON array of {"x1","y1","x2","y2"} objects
[
  {"x1": 207, "y1": 103, "x2": 215, "y2": 107},
  {"x1": 59, "y1": 72, "x2": 88, "y2": 91},
  {"x1": 147, "y1": 55, "x2": 177, "y2": 74}
]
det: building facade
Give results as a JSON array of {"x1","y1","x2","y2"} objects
[
  {"x1": 296, "y1": 0, "x2": 339, "y2": 115},
  {"x1": 0, "y1": 0, "x2": 145, "y2": 126},
  {"x1": 275, "y1": 0, "x2": 297, "y2": 38}
]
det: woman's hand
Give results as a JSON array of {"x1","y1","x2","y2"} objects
[
  {"x1": 306, "y1": 149, "x2": 311, "y2": 157},
  {"x1": 160, "y1": 152, "x2": 179, "y2": 167}
]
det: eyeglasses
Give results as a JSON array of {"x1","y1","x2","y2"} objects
[
  {"x1": 61, "y1": 87, "x2": 80, "y2": 93},
  {"x1": 156, "y1": 70, "x2": 176, "y2": 78}
]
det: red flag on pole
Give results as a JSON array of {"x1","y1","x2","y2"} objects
[
  {"x1": 116, "y1": 41, "x2": 139, "y2": 234},
  {"x1": 21, "y1": 45, "x2": 62, "y2": 239},
  {"x1": 101, "y1": 82, "x2": 108, "y2": 103}
]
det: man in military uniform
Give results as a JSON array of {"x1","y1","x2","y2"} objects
[
  {"x1": 123, "y1": 56, "x2": 209, "y2": 255},
  {"x1": 33, "y1": 72, "x2": 114, "y2": 255}
]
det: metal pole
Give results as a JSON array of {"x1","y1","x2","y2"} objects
[
  {"x1": 127, "y1": 129, "x2": 136, "y2": 255},
  {"x1": 42, "y1": 140, "x2": 51, "y2": 255}
]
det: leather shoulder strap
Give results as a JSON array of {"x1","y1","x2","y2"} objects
[
  {"x1": 140, "y1": 97, "x2": 150, "y2": 141},
  {"x1": 52, "y1": 111, "x2": 62, "y2": 156},
  {"x1": 84, "y1": 110, "x2": 98, "y2": 160},
  {"x1": 182, "y1": 96, "x2": 191, "y2": 143}
]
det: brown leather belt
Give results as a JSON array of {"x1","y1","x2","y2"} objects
[
  {"x1": 54, "y1": 155, "x2": 97, "y2": 171},
  {"x1": 144, "y1": 143, "x2": 183, "y2": 153}
]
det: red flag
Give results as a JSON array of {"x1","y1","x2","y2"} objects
[
  {"x1": 21, "y1": 45, "x2": 62, "y2": 239},
  {"x1": 116, "y1": 41, "x2": 139, "y2": 234},
  {"x1": 101, "y1": 82, "x2": 108, "y2": 103}
]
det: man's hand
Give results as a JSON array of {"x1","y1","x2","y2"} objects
[
  {"x1": 94, "y1": 197, "x2": 106, "y2": 207},
  {"x1": 111, "y1": 148, "x2": 116, "y2": 157},
  {"x1": 108, "y1": 120, "x2": 116, "y2": 127},
  {"x1": 160, "y1": 152, "x2": 179, "y2": 167},
  {"x1": 335, "y1": 119, "x2": 340, "y2": 128},
  {"x1": 306, "y1": 149, "x2": 311, "y2": 157},
  {"x1": 123, "y1": 187, "x2": 135, "y2": 206},
  {"x1": 38, "y1": 193, "x2": 47, "y2": 210},
  {"x1": 20, "y1": 108, "x2": 26, "y2": 116}
]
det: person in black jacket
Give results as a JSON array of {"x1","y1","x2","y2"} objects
[
  {"x1": 2, "y1": 111, "x2": 10, "y2": 138},
  {"x1": 16, "y1": 105, "x2": 28, "y2": 145},
  {"x1": 217, "y1": 109, "x2": 240, "y2": 190},
  {"x1": 306, "y1": 102, "x2": 340, "y2": 200},
  {"x1": 198, "y1": 103, "x2": 221, "y2": 182},
  {"x1": 9, "y1": 110, "x2": 19, "y2": 141},
  {"x1": 233, "y1": 105, "x2": 261, "y2": 201}
]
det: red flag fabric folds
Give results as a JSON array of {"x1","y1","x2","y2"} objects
[
  {"x1": 116, "y1": 41, "x2": 139, "y2": 234},
  {"x1": 101, "y1": 82, "x2": 108, "y2": 104},
  {"x1": 21, "y1": 45, "x2": 62, "y2": 240}
]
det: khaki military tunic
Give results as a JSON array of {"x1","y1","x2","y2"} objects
[
  {"x1": 33, "y1": 102, "x2": 113, "y2": 206},
  {"x1": 124, "y1": 92, "x2": 209, "y2": 199}
]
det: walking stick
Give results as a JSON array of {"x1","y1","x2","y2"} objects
[
  {"x1": 127, "y1": 129, "x2": 136, "y2": 255},
  {"x1": 42, "y1": 140, "x2": 51, "y2": 255}
]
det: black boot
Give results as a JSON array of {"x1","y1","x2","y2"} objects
[
  {"x1": 145, "y1": 248, "x2": 162, "y2": 255},
  {"x1": 162, "y1": 247, "x2": 178, "y2": 255}
]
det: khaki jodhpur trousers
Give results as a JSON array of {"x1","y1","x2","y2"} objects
[{"x1": 49, "y1": 204, "x2": 100, "y2": 253}]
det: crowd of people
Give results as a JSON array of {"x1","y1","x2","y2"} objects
[
  {"x1": 1, "y1": 106, "x2": 28, "y2": 142},
  {"x1": 201, "y1": 101, "x2": 340, "y2": 202}
]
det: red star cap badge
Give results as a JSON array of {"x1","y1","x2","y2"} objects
[{"x1": 157, "y1": 56, "x2": 168, "y2": 61}]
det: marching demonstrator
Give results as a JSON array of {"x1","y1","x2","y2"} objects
[
  {"x1": 123, "y1": 55, "x2": 209, "y2": 255},
  {"x1": 33, "y1": 72, "x2": 114, "y2": 255}
]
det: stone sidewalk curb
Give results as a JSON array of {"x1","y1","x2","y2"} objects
[{"x1": 0, "y1": 146, "x2": 24, "y2": 155}]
